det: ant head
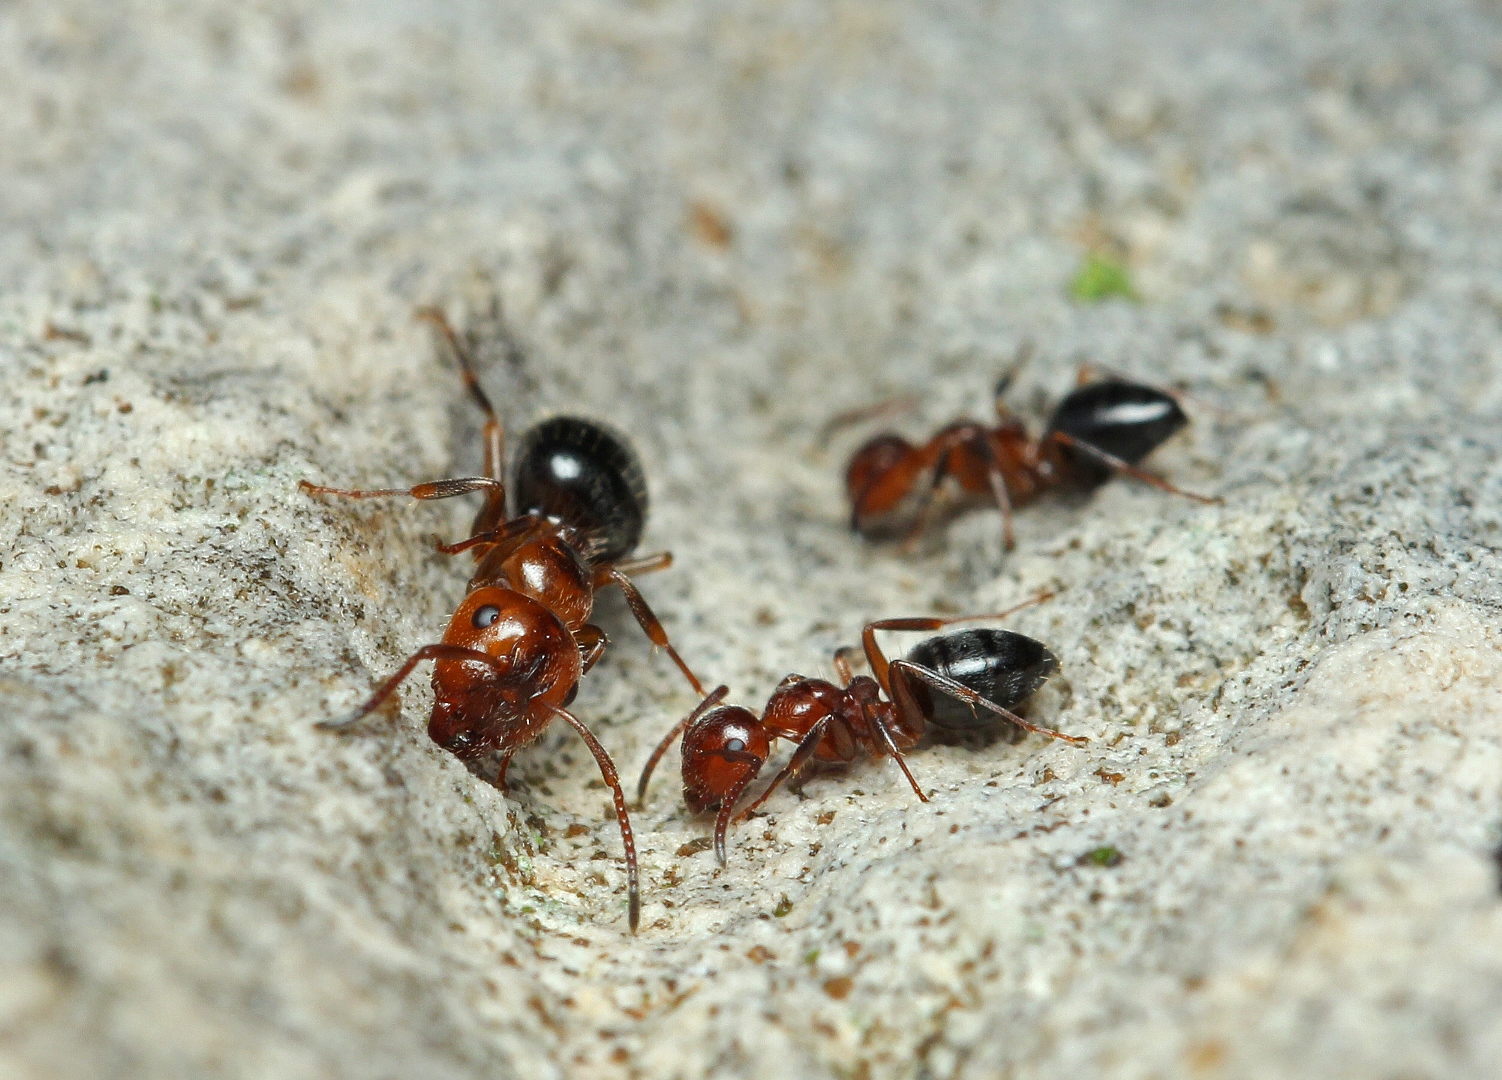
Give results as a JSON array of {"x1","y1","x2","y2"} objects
[
  {"x1": 426, "y1": 716, "x2": 496, "y2": 760},
  {"x1": 681, "y1": 705, "x2": 770, "y2": 814},
  {"x1": 444, "y1": 588, "x2": 552, "y2": 652},
  {"x1": 845, "y1": 434, "x2": 913, "y2": 502},
  {"x1": 1045, "y1": 380, "x2": 1187, "y2": 484},
  {"x1": 429, "y1": 588, "x2": 581, "y2": 756}
]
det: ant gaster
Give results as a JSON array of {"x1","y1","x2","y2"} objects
[
  {"x1": 302, "y1": 307, "x2": 707, "y2": 932},
  {"x1": 844, "y1": 363, "x2": 1218, "y2": 550},
  {"x1": 636, "y1": 595, "x2": 1083, "y2": 864}
]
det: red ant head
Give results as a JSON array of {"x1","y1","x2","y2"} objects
[
  {"x1": 844, "y1": 433, "x2": 912, "y2": 504},
  {"x1": 681, "y1": 705, "x2": 771, "y2": 814},
  {"x1": 427, "y1": 588, "x2": 581, "y2": 758}
]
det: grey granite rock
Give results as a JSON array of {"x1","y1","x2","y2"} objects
[{"x1": 3, "y1": 1, "x2": 1502, "y2": 1077}]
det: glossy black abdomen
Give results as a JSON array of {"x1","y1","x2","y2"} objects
[
  {"x1": 1045, "y1": 381, "x2": 1187, "y2": 485},
  {"x1": 904, "y1": 628, "x2": 1058, "y2": 730},
  {"x1": 512, "y1": 416, "x2": 648, "y2": 564}
]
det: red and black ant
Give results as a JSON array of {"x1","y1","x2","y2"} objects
[
  {"x1": 843, "y1": 365, "x2": 1219, "y2": 550},
  {"x1": 636, "y1": 595, "x2": 1083, "y2": 864},
  {"x1": 302, "y1": 307, "x2": 707, "y2": 932}
]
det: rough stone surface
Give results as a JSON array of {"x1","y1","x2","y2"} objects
[{"x1": 4, "y1": 1, "x2": 1502, "y2": 1077}]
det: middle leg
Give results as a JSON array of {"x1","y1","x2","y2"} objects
[{"x1": 595, "y1": 566, "x2": 706, "y2": 697}]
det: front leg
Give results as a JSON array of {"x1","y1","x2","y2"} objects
[
  {"x1": 301, "y1": 475, "x2": 506, "y2": 504},
  {"x1": 575, "y1": 624, "x2": 608, "y2": 675},
  {"x1": 729, "y1": 715, "x2": 831, "y2": 827},
  {"x1": 636, "y1": 685, "x2": 731, "y2": 805}
]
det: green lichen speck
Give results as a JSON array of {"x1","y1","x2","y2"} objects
[
  {"x1": 1086, "y1": 846, "x2": 1124, "y2": 867},
  {"x1": 1071, "y1": 253, "x2": 1138, "y2": 303}
]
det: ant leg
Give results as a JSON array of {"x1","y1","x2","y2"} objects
[
  {"x1": 636, "y1": 686, "x2": 730, "y2": 805},
  {"x1": 420, "y1": 305, "x2": 511, "y2": 532},
  {"x1": 303, "y1": 475, "x2": 511, "y2": 563},
  {"x1": 817, "y1": 394, "x2": 921, "y2": 448},
  {"x1": 987, "y1": 464, "x2": 1016, "y2": 551},
  {"x1": 858, "y1": 594, "x2": 1056, "y2": 692},
  {"x1": 319, "y1": 644, "x2": 508, "y2": 732},
  {"x1": 973, "y1": 436, "x2": 1017, "y2": 552},
  {"x1": 897, "y1": 425, "x2": 1001, "y2": 553},
  {"x1": 548, "y1": 705, "x2": 641, "y2": 933},
  {"x1": 612, "y1": 551, "x2": 672, "y2": 577},
  {"x1": 832, "y1": 646, "x2": 859, "y2": 687},
  {"x1": 495, "y1": 751, "x2": 515, "y2": 790},
  {"x1": 897, "y1": 447, "x2": 956, "y2": 554},
  {"x1": 1048, "y1": 431, "x2": 1220, "y2": 504},
  {"x1": 417, "y1": 308, "x2": 505, "y2": 475},
  {"x1": 433, "y1": 516, "x2": 538, "y2": 556},
  {"x1": 301, "y1": 476, "x2": 506, "y2": 504},
  {"x1": 1073, "y1": 361, "x2": 1170, "y2": 389},
  {"x1": 889, "y1": 659, "x2": 1087, "y2": 746},
  {"x1": 575, "y1": 625, "x2": 608, "y2": 675},
  {"x1": 1074, "y1": 362, "x2": 1236, "y2": 422},
  {"x1": 991, "y1": 340, "x2": 1033, "y2": 422},
  {"x1": 730, "y1": 715, "x2": 831, "y2": 827},
  {"x1": 868, "y1": 712, "x2": 929, "y2": 802},
  {"x1": 596, "y1": 568, "x2": 706, "y2": 697},
  {"x1": 1075, "y1": 361, "x2": 1172, "y2": 394}
]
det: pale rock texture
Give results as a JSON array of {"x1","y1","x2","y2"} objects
[{"x1": 2, "y1": 1, "x2": 1502, "y2": 1078}]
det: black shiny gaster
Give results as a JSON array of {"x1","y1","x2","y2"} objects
[
  {"x1": 512, "y1": 416, "x2": 649, "y2": 564},
  {"x1": 904, "y1": 628, "x2": 1059, "y2": 730},
  {"x1": 1045, "y1": 381, "x2": 1187, "y2": 485}
]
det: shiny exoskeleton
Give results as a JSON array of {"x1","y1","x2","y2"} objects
[
  {"x1": 636, "y1": 596, "x2": 1084, "y2": 865},
  {"x1": 845, "y1": 369, "x2": 1217, "y2": 550},
  {"x1": 302, "y1": 307, "x2": 706, "y2": 932}
]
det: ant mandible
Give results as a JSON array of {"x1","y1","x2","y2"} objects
[
  {"x1": 844, "y1": 363, "x2": 1219, "y2": 550},
  {"x1": 636, "y1": 594, "x2": 1084, "y2": 865},
  {"x1": 302, "y1": 307, "x2": 708, "y2": 932}
]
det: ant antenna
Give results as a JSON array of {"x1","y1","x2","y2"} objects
[{"x1": 993, "y1": 340, "x2": 1033, "y2": 418}]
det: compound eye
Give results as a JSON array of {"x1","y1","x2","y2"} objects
[
  {"x1": 724, "y1": 738, "x2": 745, "y2": 753},
  {"x1": 472, "y1": 604, "x2": 501, "y2": 629}
]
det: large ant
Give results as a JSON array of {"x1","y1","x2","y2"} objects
[
  {"x1": 636, "y1": 595, "x2": 1084, "y2": 864},
  {"x1": 843, "y1": 365, "x2": 1218, "y2": 550},
  {"x1": 302, "y1": 308, "x2": 707, "y2": 932}
]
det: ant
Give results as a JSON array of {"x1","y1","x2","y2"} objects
[
  {"x1": 843, "y1": 363, "x2": 1219, "y2": 551},
  {"x1": 301, "y1": 307, "x2": 708, "y2": 932},
  {"x1": 636, "y1": 594, "x2": 1083, "y2": 865}
]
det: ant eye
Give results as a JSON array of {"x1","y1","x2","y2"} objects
[
  {"x1": 724, "y1": 738, "x2": 745, "y2": 752},
  {"x1": 472, "y1": 604, "x2": 501, "y2": 629}
]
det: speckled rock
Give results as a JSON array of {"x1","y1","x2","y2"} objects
[{"x1": 3, "y1": 1, "x2": 1502, "y2": 1078}]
